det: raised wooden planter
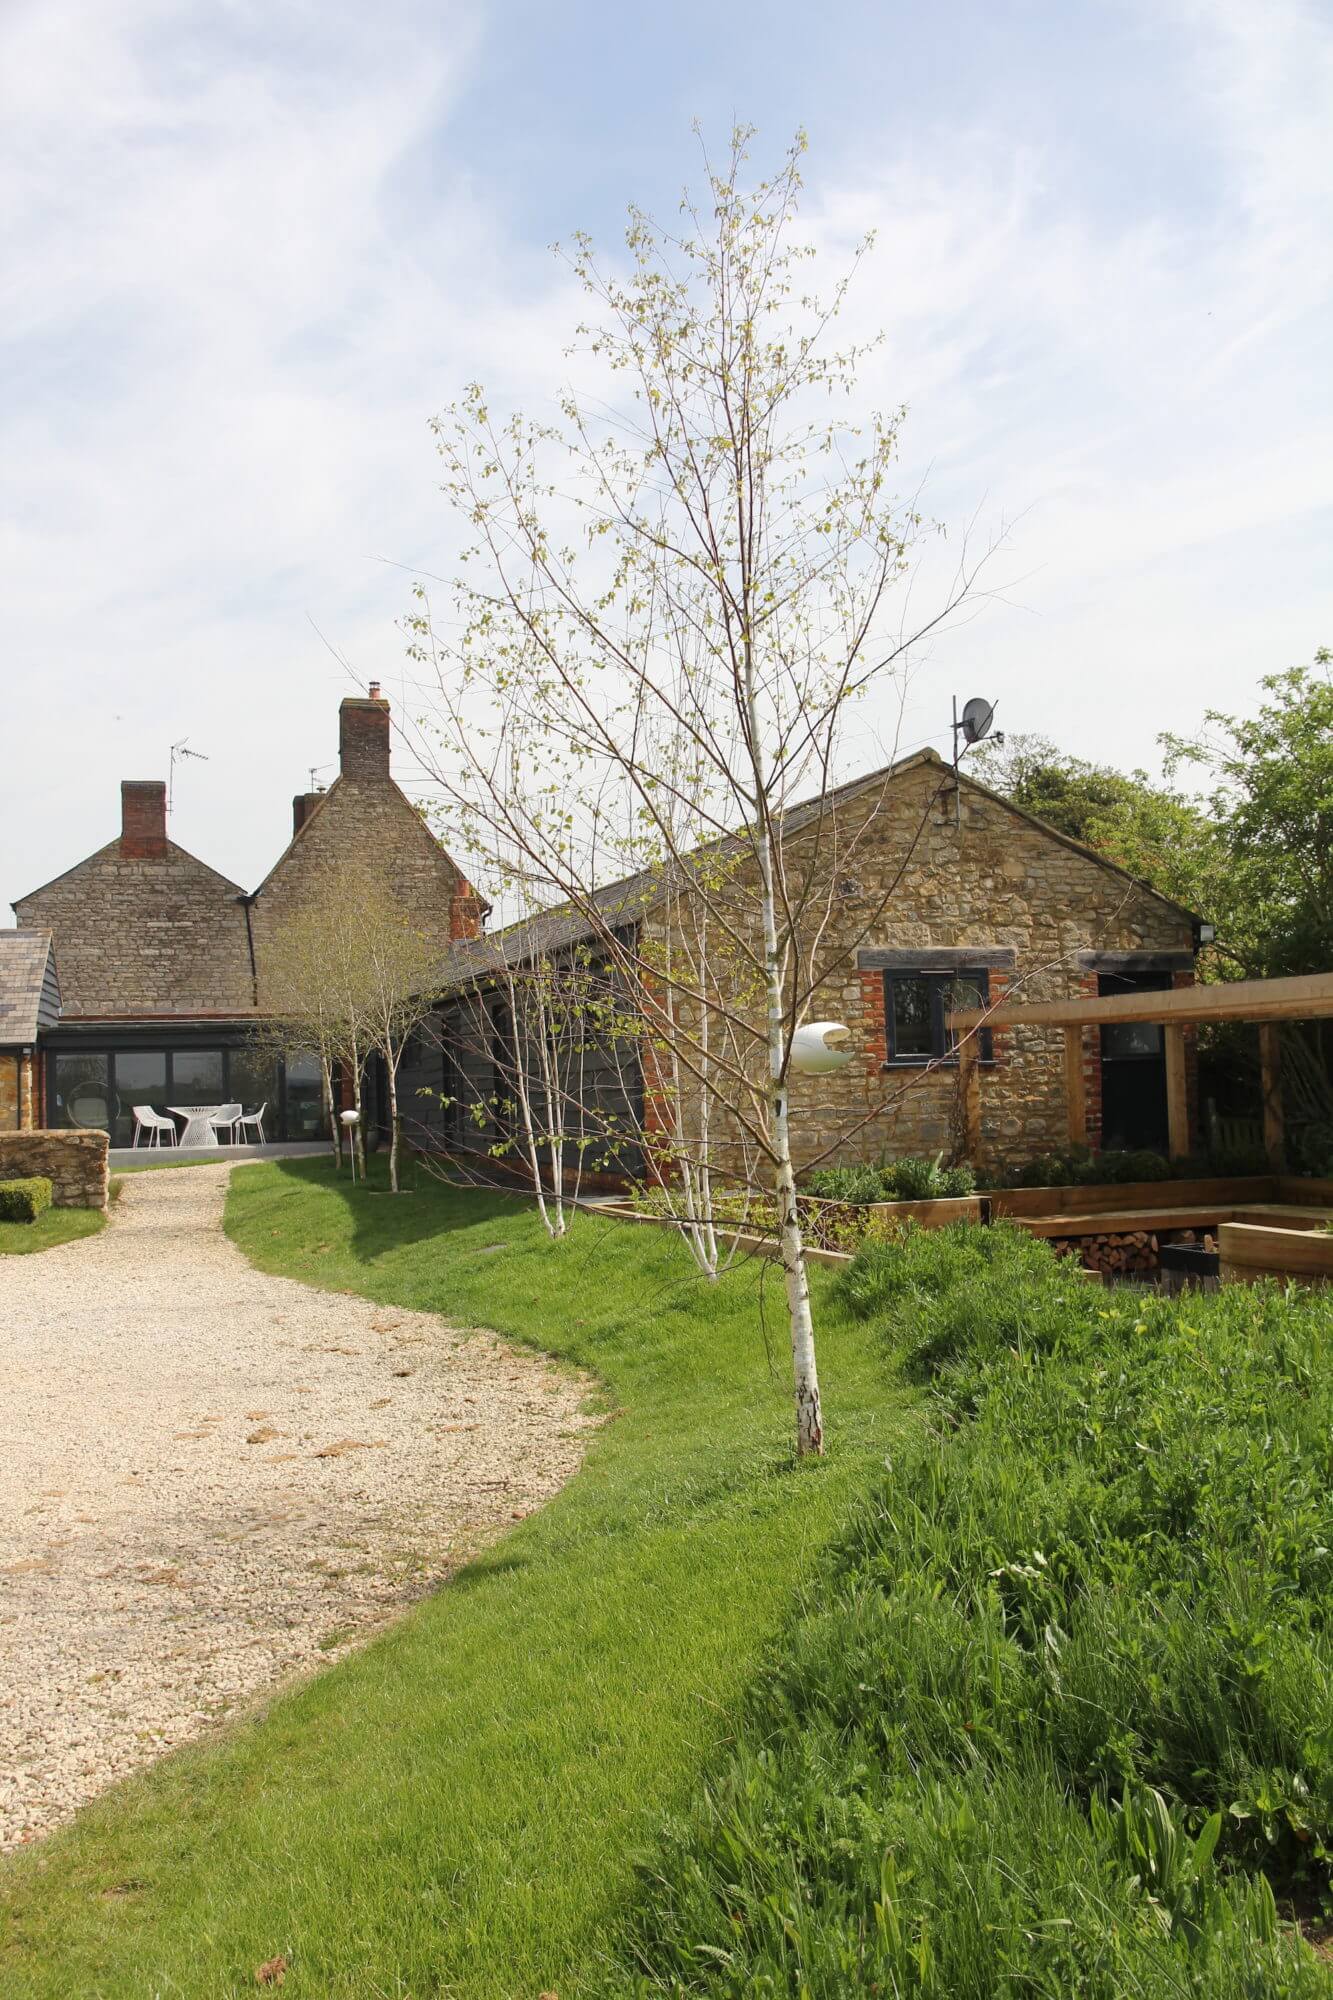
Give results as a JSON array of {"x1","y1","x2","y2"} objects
[
  {"x1": 863, "y1": 1195, "x2": 983, "y2": 1230},
  {"x1": 1219, "y1": 1222, "x2": 1333, "y2": 1286},
  {"x1": 988, "y1": 1175, "x2": 1276, "y2": 1221}
]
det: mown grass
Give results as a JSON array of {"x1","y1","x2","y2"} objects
[
  {"x1": 0, "y1": 1205, "x2": 104, "y2": 1255},
  {"x1": 0, "y1": 1157, "x2": 911, "y2": 1999},
  {"x1": 602, "y1": 1224, "x2": 1333, "y2": 1995}
]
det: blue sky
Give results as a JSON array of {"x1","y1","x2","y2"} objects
[{"x1": 2, "y1": 0, "x2": 1330, "y2": 904}]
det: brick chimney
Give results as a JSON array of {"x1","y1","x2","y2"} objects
[
  {"x1": 291, "y1": 792, "x2": 325, "y2": 836},
  {"x1": 120, "y1": 780, "x2": 168, "y2": 859},
  {"x1": 338, "y1": 683, "x2": 390, "y2": 780}
]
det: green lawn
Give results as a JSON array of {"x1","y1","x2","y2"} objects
[
  {"x1": 0, "y1": 1157, "x2": 913, "y2": 1999},
  {"x1": 0, "y1": 1205, "x2": 105, "y2": 1255}
]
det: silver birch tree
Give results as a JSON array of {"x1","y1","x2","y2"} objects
[{"x1": 413, "y1": 128, "x2": 995, "y2": 1454}]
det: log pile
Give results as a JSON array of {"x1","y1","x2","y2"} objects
[{"x1": 1051, "y1": 1226, "x2": 1219, "y2": 1278}]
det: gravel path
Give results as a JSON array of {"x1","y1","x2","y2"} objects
[{"x1": 0, "y1": 1164, "x2": 595, "y2": 1849}]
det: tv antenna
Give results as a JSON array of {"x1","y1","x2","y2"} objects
[
  {"x1": 307, "y1": 761, "x2": 334, "y2": 792},
  {"x1": 948, "y1": 695, "x2": 1003, "y2": 825},
  {"x1": 168, "y1": 737, "x2": 209, "y2": 815}
]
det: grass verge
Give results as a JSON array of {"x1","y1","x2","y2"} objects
[
  {"x1": 0, "y1": 1156, "x2": 912, "y2": 1998},
  {"x1": 0, "y1": 1205, "x2": 104, "y2": 1256},
  {"x1": 602, "y1": 1223, "x2": 1333, "y2": 1994}
]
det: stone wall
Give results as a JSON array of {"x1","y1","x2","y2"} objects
[
  {"x1": 13, "y1": 840, "x2": 255, "y2": 1017},
  {"x1": 0, "y1": 1049, "x2": 37, "y2": 1130},
  {"x1": 249, "y1": 779, "x2": 483, "y2": 1004},
  {"x1": 0, "y1": 1129, "x2": 109, "y2": 1208},
  {"x1": 645, "y1": 754, "x2": 1197, "y2": 1179},
  {"x1": 12, "y1": 697, "x2": 482, "y2": 1026}
]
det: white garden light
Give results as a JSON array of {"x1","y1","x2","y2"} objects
[
  {"x1": 788, "y1": 1021, "x2": 853, "y2": 1076},
  {"x1": 340, "y1": 1107, "x2": 361, "y2": 1179}
]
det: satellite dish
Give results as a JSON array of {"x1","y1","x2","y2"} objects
[{"x1": 959, "y1": 697, "x2": 996, "y2": 745}]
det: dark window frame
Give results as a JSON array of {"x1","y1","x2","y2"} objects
[{"x1": 881, "y1": 968, "x2": 994, "y2": 1067}]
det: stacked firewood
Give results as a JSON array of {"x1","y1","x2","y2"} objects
[{"x1": 1051, "y1": 1226, "x2": 1218, "y2": 1278}]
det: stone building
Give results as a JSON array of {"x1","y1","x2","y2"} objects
[
  {"x1": 9, "y1": 688, "x2": 483, "y2": 1145},
  {"x1": 0, "y1": 931, "x2": 60, "y2": 1132},
  {"x1": 405, "y1": 750, "x2": 1201, "y2": 1180}
]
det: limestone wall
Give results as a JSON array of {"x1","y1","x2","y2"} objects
[
  {"x1": 0, "y1": 1129, "x2": 109, "y2": 1208},
  {"x1": 249, "y1": 777, "x2": 482, "y2": 1003},
  {"x1": 643, "y1": 757, "x2": 1197, "y2": 1179},
  {"x1": 14, "y1": 841, "x2": 255, "y2": 1018},
  {"x1": 1, "y1": 1051, "x2": 36, "y2": 1131}
]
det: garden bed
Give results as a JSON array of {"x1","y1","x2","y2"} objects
[{"x1": 1220, "y1": 1221, "x2": 1333, "y2": 1286}]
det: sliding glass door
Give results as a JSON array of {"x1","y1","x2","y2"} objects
[{"x1": 50, "y1": 1046, "x2": 292, "y2": 1145}]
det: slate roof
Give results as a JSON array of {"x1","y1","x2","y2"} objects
[{"x1": 0, "y1": 930, "x2": 61, "y2": 1044}]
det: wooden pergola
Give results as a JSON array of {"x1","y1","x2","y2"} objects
[{"x1": 949, "y1": 971, "x2": 1333, "y2": 1167}]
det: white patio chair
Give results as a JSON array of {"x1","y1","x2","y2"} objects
[
  {"x1": 208, "y1": 1102, "x2": 244, "y2": 1146},
  {"x1": 235, "y1": 1101, "x2": 269, "y2": 1146},
  {"x1": 132, "y1": 1105, "x2": 177, "y2": 1149}
]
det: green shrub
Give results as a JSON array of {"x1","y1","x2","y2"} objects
[
  {"x1": 806, "y1": 1155, "x2": 977, "y2": 1205},
  {"x1": 0, "y1": 1175, "x2": 53, "y2": 1223},
  {"x1": 805, "y1": 1163, "x2": 887, "y2": 1204}
]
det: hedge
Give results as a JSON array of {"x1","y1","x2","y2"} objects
[{"x1": 0, "y1": 1175, "x2": 54, "y2": 1223}]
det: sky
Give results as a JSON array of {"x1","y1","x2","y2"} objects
[{"x1": 2, "y1": 0, "x2": 1330, "y2": 912}]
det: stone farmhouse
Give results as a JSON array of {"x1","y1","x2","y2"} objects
[
  {"x1": 7, "y1": 688, "x2": 484, "y2": 1145},
  {"x1": 402, "y1": 749, "x2": 1204, "y2": 1181},
  {"x1": 6, "y1": 701, "x2": 1203, "y2": 1174}
]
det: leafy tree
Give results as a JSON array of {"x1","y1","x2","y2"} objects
[
  {"x1": 977, "y1": 653, "x2": 1333, "y2": 1164},
  {"x1": 1162, "y1": 652, "x2": 1333, "y2": 980}
]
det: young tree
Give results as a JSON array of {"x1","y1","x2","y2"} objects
[
  {"x1": 332, "y1": 863, "x2": 445, "y2": 1194},
  {"x1": 257, "y1": 894, "x2": 350, "y2": 1170},
  {"x1": 413, "y1": 128, "x2": 994, "y2": 1456},
  {"x1": 260, "y1": 861, "x2": 444, "y2": 1191}
]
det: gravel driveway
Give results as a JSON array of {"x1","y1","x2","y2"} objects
[{"x1": 0, "y1": 1163, "x2": 594, "y2": 1849}]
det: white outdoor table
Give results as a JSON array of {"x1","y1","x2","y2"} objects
[{"x1": 167, "y1": 1105, "x2": 226, "y2": 1149}]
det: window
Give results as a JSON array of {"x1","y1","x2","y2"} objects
[
  {"x1": 882, "y1": 969, "x2": 991, "y2": 1065},
  {"x1": 229, "y1": 1049, "x2": 279, "y2": 1121},
  {"x1": 171, "y1": 1049, "x2": 224, "y2": 1100},
  {"x1": 110, "y1": 1050, "x2": 168, "y2": 1146},
  {"x1": 283, "y1": 1054, "x2": 326, "y2": 1140},
  {"x1": 52, "y1": 1052, "x2": 110, "y2": 1131}
]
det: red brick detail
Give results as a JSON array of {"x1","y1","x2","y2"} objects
[
  {"x1": 339, "y1": 692, "x2": 391, "y2": 778},
  {"x1": 448, "y1": 886, "x2": 485, "y2": 941},
  {"x1": 120, "y1": 780, "x2": 167, "y2": 859},
  {"x1": 291, "y1": 792, "x2": 324, "y2": 836},
  {"x1": 860, "y1": 972, "x2": 887, "y2": 1071}
]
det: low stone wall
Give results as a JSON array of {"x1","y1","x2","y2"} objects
[{"x1": 0, "y1": 1130, "x2": 109, "y2": 1210}]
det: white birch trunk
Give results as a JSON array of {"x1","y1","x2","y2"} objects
[
  {"x1": 351, "y1": 1036, "x2": 366, "y2": 1180},
  {"x1": 322, "y1": 1054, "x2": 342, "y2": 1169},
  {"x1": 385, "y1": 1034, "x2": 400, "y2": 1194},
  {"x1": 745, "y1": 643, "x2": 823, "y2": 1456}
]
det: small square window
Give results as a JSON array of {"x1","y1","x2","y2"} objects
[{"x1": 882, "y1": 968, "x2": 992, "y2": 1064}]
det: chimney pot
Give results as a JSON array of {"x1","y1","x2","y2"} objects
[
  {"x1": 292, "y1": 792, "x2": 326, "y2": 836},
  {"x1": 368, "y1": 680, "x2": 381, "y2": 699},
  {"x1": 120, "y1": 780, "x2": 168, "y2": 859}
]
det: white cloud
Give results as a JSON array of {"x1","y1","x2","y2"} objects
[
  {"x1": 801, "y1": 0, "x2": 1333, "y2": 767},
  {"x1": 1, "y1": 0, "x2": 1329, "y2": 916},
  {"x1": 0, "y1": 0, "x2": 579, "y2": 901}
]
